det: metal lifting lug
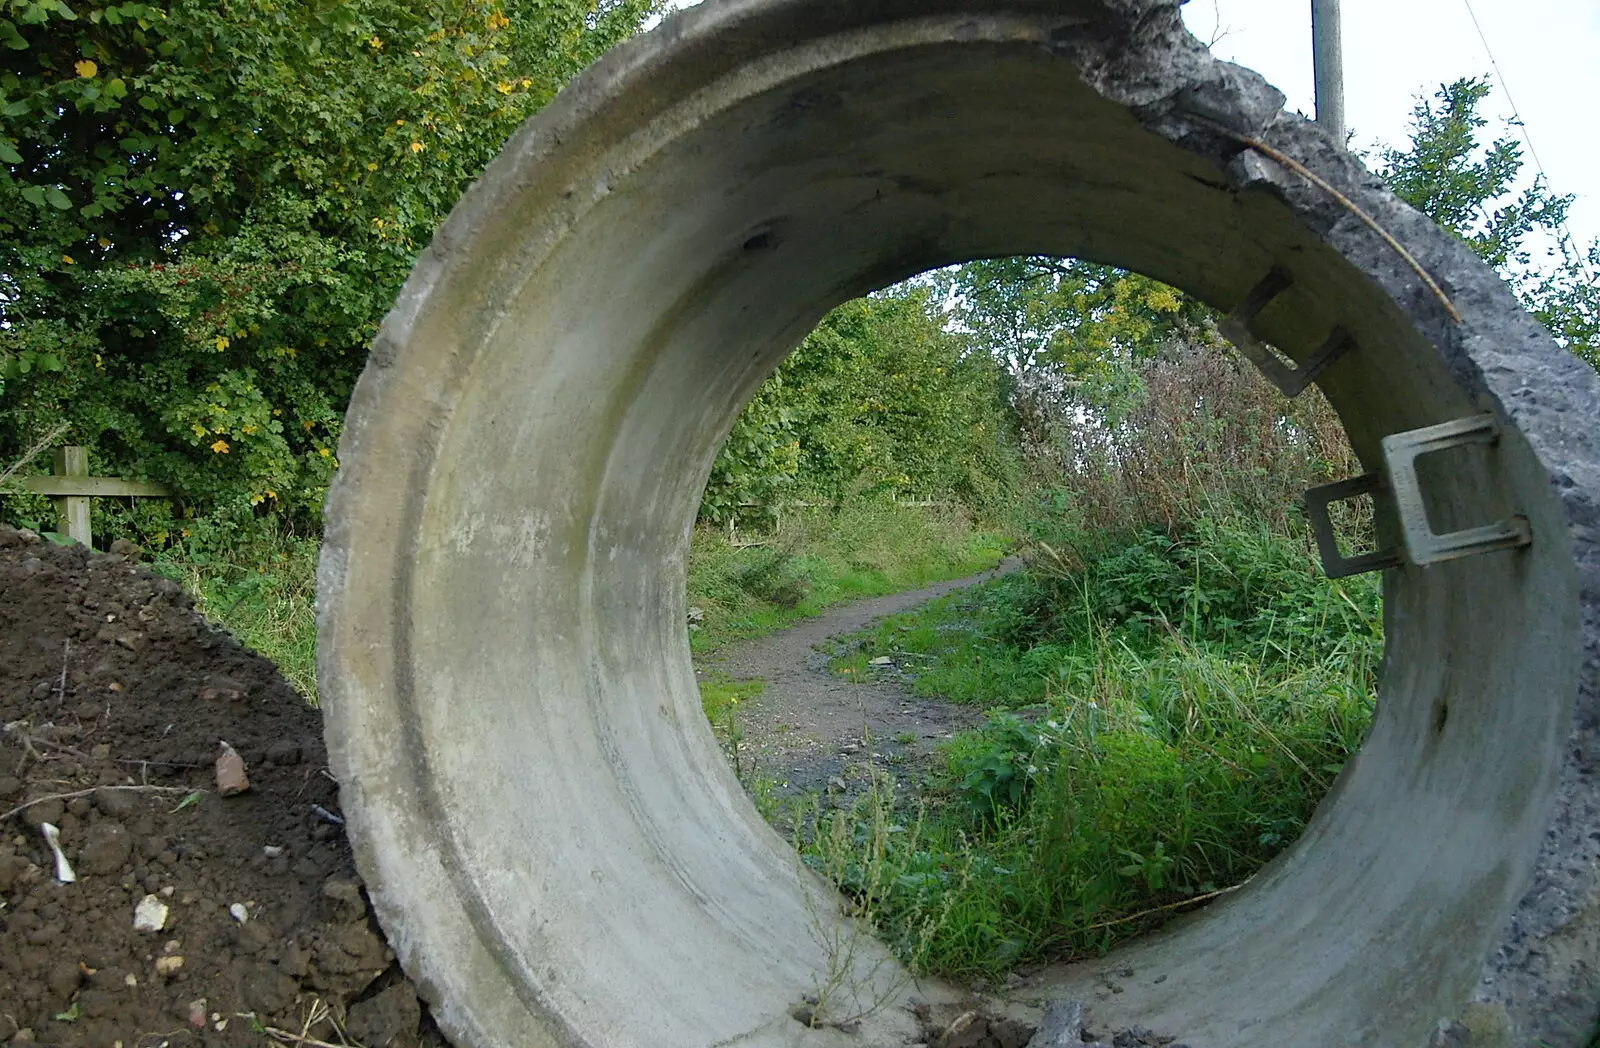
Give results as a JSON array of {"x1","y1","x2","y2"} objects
[
  {"x1": 1219, "y1": 268, "x2": 1357, "y2": 397},
  {"x1": 1305, "y1": 473, "x2": 1403, "y2": 578},
  {"x1": 1380, "y1": 413, "x2": 1532, "y2": 566}
]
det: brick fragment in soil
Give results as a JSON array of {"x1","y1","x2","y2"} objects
[{"x1": 0, "y1": 526, "x2": 440, "y2": 1046}]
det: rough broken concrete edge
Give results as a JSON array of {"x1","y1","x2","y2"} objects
[{"x1": 1086, "y1": 4, "x2": 1600, "y2": 1043}]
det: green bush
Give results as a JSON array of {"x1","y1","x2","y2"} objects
[
  {"x1": 806, "y1": 617, "x2": 1375, "y2": 978},
  {"x1": 943, "y1": 711, "x2": 1057, "y2": 824},
  {"x1": 810, "y1": 511, "x2": 1380, "y2": 976},
  {"x1": 700, "y1": 290, "x2": 1019, "y2": 523},
  {"x1": 830, "y1": 513, "x2": 1381, "y2": 711},
  {"x1": 1, "y1": 0, "x2": 657, "y2": 542},
  {"x1": 1004, "y1": 514, "x2": 1382, "y2": 663}
]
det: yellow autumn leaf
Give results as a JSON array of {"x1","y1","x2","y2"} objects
[
  {"x1": 210, "y1": 439, "x2": 230, "y2": 454},
  {"x1": 1144, "y1": 284, "x2": 1183, "y2": 313},
  {"x1": 409, "y1": 141, "x2": 424, "y2": 153},
  {"x1": 318, "y1": 447, "x2": 331, "y2": 457},
  {"x1": 214, "y1": 336, "x2": 230, "y2": 352},
  {"x1": 486, "y1": 11, "x2": 510, "y2": 30},
  {"x1": 495, "y1": 81, "x2": 514, "y2": 95},
  {"x1": 61, "y1": 254, "x2": 75, "y2": 264},
  {"x1": 74, "y1": 60, "x2": 98, "y2": 78},
  {"x1": 366, "y1": 162, "x2": 378, "y2": 171}
]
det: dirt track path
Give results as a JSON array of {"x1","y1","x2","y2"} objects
[{"x1": 699, "y1": 558, "x2": 1020, "y2": 800}]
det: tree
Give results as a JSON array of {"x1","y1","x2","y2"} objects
[
  {"x1": 0, "y1": 0, "x2": 656, "y2": 541},
  {"x1": 934, "y1": 259, "x2": 1203, "y2": 377},
  {"x1": 699, "y1": 288, "x2": 1018, "y2": 522},
  {"x1": 929, "y1": 258, "x2": 1211, "y2": 449},
  {"x1": 1522, "y1": 244, "x2": 1600, "y2": 369},
  {"x1": 1379, "y1": 76, "x2": 1597, "y2": 370}
]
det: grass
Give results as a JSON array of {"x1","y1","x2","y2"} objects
[
  {"x1": 146, "y1": 499, "x2": 1004, "y2": 709},
  {"x1": 792, "y1": 513, "x2": 1382, "y2": 979},
  {"x1": 825, "y1": 587, "x2": 1042, "y2": 708},
  {"x1": 685, "y1": 500, "x2": 1008, "y2": 653},
  {"x1": 699, "y1": 674, "x2": 766, "y2": 731},
  {"x1": 151, "y1": 531, "x2": 322, "y2": 702}
]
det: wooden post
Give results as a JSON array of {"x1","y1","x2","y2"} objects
[
  {"x1": 15, "y1": 446, "x2": 173, "y2": 547},
  {"x1": 54, "y1": 446, "x2": 92, "y2": 545}
]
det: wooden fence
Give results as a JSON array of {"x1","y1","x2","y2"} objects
[{"x1": 12, "y1": 446, "x2": 172, "y2": 546}]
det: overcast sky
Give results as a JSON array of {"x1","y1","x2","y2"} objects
[
  {"x1": 659, "y1": 0, "x2": 1599, "y2": 252},
  {"x1": 1184, "y1": 0, "x2": 1600, "y2": 251}
]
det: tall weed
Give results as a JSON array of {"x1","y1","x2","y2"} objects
[
  {"x1": 814, "y1": 512, "x2": 1381, "y2": 978},
  {"x1": 813, "y1": 623, "x2": 1376, "y2": 978},
  {"x1": 151, "y1": 528, "x2": 321, "y2": 702},
  {"x1": 1023, "y1": 343, "x2": 1355, "y2": 538}
]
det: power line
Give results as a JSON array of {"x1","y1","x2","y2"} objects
[{"x1": 1460, "y1": 0, "x2": 1592, "y2": 275}]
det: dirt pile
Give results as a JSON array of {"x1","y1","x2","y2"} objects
[{"x1": 0, "y1": 526, "x2": 433, "y2": 1047}]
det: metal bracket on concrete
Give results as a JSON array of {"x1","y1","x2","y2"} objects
[
  {"x1": 1381, "y1": 414, "x2": 1532, "y2": 566},
  {"x1": 1219, "y1": 268, "x2": 1357, "y2": 397},
  {"x1": 1305, "y1": 473, "x2": 1404, "y2": 578}
]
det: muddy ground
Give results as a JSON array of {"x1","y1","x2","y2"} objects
[
  {"x1": 0, "y1": 526, "x2": 436, "y2": 1048},
  {"x1": 0, "y1": 529, "x2": 1179, "y2": 1048},
  {"x1": 0, "y1": 524, "x2": 1013, "y2": 1048},
  {"x1": 701, "y1": 559, "x2": 1019, "y2": 806}
]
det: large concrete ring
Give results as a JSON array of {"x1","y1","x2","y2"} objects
[{"x1": 316, "y1": 2, "x2": 1600, "y2": 1045}]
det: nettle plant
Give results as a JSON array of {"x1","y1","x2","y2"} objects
[{"x1": 946, "y1": 710, "x2": 1072, "y2": 825}]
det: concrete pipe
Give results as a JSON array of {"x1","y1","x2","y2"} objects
[{"x1": 315, "y1": 2, "x2": 1600, "y2": 1045}]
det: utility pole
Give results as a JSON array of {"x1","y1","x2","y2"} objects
[{"x1": 1311, "y1": 0, "x2": 1346, "y2": 143}]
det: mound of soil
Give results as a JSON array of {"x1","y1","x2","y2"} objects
[{"x1": 0, "y1": 527, "x2": 432, "y2": 1047}]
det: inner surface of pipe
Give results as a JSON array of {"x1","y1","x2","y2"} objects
[{"x1": 317, "y1": 3, "x2": 1600, "y2": 1046}]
